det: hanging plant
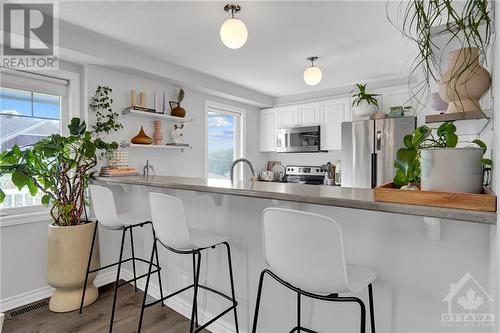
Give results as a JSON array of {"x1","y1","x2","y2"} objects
[
  {"x1": 387, "y1": 0, "x2": 493, "y2": 112},
  {"x1": 90, "y1": 85, "x2": 122, "y2": 136}
]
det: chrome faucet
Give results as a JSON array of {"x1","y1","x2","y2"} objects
[
  {"x1": 143, "y1": 160, "x2": 156, "y2": 177},
  {"x1": 230, "y1": 158, "x2": 255, "y2": 184}
]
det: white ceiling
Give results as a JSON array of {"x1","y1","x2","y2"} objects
[{"x1": 58, "y1": 1, "x2": 417, "y2": 97}]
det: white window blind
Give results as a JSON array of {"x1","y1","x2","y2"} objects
[{"x1": 1, "y1": 70, "x2": 68, "y2": 97}]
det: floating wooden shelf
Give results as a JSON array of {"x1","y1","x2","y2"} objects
[
  {"x1": 121, "y1": 143, "x2": 192, "y2": 151},
  {"x1": 122, "y1": 108, "x2": 193, "y2": 123},
  {"x1": 425, "y1": 111, "x2": 489, "y2": 124}
]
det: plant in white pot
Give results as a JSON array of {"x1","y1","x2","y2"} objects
[
  {"x1": 394, "y1": 122, "x2": 491, "y2": 193},
  {"x1": 351, "y1": 83, "x2": 380, "y2": 117},
  {"x1": 0, "y1": 118, "x2": 118, "y2": 312}
]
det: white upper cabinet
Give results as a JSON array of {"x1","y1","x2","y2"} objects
[
  {"x1": 382, "y1": 89, "x2": 412, "y2": 114},
  {"x1": 320, "y1": 97, "x2": 350, "y2": 151},
  {"x1": 297, "y1": 102, "x2": 320, "y2": 126},
  {"x1": 259, "y1": 108, "x2": 277, "y2": 152},
  {"x1": 277, "y1": 105, "x2": 297, "y2": 128}
]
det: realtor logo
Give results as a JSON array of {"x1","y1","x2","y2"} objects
[
  {"x1": 442, "y1": 272, "x2": 494, "y2": 328},
  {"x1": 2, "y1": 2, "x2": 58, "y2": 69}
]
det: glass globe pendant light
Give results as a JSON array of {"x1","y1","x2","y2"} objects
[
  {"x1": 220, "y1": 3, "x2": 248, "y2": 49},
  {"x1": 303, "y1": 56, "x2": 323, "y2": 86}
]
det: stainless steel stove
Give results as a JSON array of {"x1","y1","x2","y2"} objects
[{"x1": 283, "y1": 165, "x2": 325, "y2": 185}]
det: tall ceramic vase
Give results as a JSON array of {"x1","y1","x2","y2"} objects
[
  {"x1": 153, "y1": 120, "x2": 163, "y2": 145},
  {"x1": 438, "y1": 47, "x2": 491, "y2": 114}
]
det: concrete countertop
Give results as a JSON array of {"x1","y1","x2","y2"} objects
[{"x1": 94, "y1": 175, "x2": 497, "y2": 224}]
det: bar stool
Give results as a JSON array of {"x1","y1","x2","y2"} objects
[
  {"x1": 138, "y1": 192, "x2": 239, "y2": 333},
  {"x1": 252, "y1": 208, "x2": 377, "y2": 333},
  {"x1": 80, "y1": 185, "x2": 164, "y2": 333}
]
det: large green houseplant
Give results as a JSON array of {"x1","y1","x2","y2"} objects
[
  {"x1": 0, "y1": 118, "x2": 118, "y2": 312},
  {"x1": 394, "y1": 122, "x2": 491, "y2": 193}
]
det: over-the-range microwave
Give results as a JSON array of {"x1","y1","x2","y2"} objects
[{"x1": 276, "y1": 125, "x2": 322, "y2": 153}]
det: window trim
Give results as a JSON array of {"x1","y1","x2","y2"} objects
[
  {"x1": 1, "y1": 69, "x2": 81, "y2": 219},
  {"x1": 204, "y1": 100, "x2": 246, "y2": 180}
]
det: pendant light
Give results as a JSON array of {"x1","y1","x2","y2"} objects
[
  {"x1": 220, "y1": 3, "x2": 248, "y2": 49},
  {"x1": 303, "y1": 56, "x2": 323, "y2": 86}
]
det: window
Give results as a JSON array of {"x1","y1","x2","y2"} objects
[
  {"x1": 206, "y1": 102, "x2": 244, "y2": 179},
  {"x1": 1, "y1": 71, "x2": 68, "y2": 210}
]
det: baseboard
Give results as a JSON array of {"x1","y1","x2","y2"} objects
[
  {"x1": 121, "y1": 269, "x2": 238, "y2": 333},
  {"x1": 0, "y1": 271, "x2": 117, "y2": 313}
]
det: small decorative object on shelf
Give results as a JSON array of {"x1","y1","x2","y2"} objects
[
  {"x1": 130, "y1": 89, "x2": 136, "y2": 106},
  {"x1": 131, "y1": 126, "x2": 153, "y2": 144},
  {"x1": 170, "y1": 88, "x2": 186, "y2": 118},
  {"x1": 163, "y1": 92, "x2": 167, "y2": 114},
  {"x1": 139, "y1": 92, "x2": 146, "y2": 107},
  {"x1": 351, "y1": 83, "x2": 380, "y2": 117},
  {"x1": 107, "y1": 151, "x2": 128, "y2": 168},
  {"x1": 438, "y1": 47, "x2": 491, "y2": 114},
  {"x1": 169, "y1": 124, "x2": 184, "y2": 145},
  {"x1": 153, "y1": 120, "x2": 163, "y2": 145}
]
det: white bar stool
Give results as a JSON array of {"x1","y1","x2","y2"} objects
[
  {"x1": 138, "y1": 192, "x2": 239, "y2": 333},
  {"x1": 252, "y1": 208, "x2": 377, "y2": 333},
  {"x1": 81, "y1": 185, "x2": 164, "y2": 333}
]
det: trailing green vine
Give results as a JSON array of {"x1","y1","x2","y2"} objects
[{"x1": 90, "y1": 86, "x2": 122, "y2": 137}]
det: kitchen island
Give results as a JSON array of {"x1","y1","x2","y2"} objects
[
  {"x1": 95, "y1": 175, "x2": 496, "y2": 224},
  {"x1": 94, "y1": 175, "x2": 496, "y2": 333}
]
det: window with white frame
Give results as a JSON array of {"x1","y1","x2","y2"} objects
[
  {"x1": 0, "y1": 71, "x2": 69, "y2": 209},
  {"x1": 206, "y1": 102, "x2": 244, "y2": 179}
]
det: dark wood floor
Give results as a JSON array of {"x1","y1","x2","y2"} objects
[{"x1": 3, "y1": 283, "x2": 211, "y2": 333}]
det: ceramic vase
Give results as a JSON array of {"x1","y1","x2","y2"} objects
[
  {"x1": 48, "y1": 221, "x2": 100, "y2": 312},
  {"x1": 353, "y1": 100, "x2": 378, "y2": 117},
  {"x1": 170, "y1": 101, "x2": 186, "y2": 118},
  {"x1": 153, "y1": 120, "x2": 163, "y2": 145},
  {"x1": 438, "y1": 47, "x2": 491, "y2": 114},
  {"x1": 131, "y1": 126, "x2": 153, "y2": 144}
]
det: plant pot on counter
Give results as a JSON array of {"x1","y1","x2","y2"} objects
[
  {"x1": 48, "y1": 221, "x2": 100, "y2": 312},
  {"x1": 421, "y1": 147, "x2": 484, "y2": 194}
]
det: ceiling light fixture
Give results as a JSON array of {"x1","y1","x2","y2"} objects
[
  {"x1": 220, "y1": 3, "x2": 248, "y2": 49},
  {"x1": 303, "y1": 56, "x2": 323, "y2": 86}
]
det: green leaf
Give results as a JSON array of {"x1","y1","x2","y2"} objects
[
  {"x1": 26, "y1": 179, "x2": 37, "y2": 196},
  {"x1": 393, "y1": 169, "x2": 408, "y2": 188},
  {"x1": 11, "y1": 170, "x2": 29, "y2": 190},
  {"x1": 446, "y1": 133, "x2": 458, "y2": 147},
  {"x1": 481, "y1": 158, "x2": 492, "y2": 166},
  {"x1": 68, "y1": 118, "x2": 86, "y2": 135},
  {"x1": 0, "y1": 189, "x2": 5, "y2": 203},
  {"x1": 403, "y1": 135, "x2": 414, "y2": 149},
  {"x1": 472, "y1": 139, "x2": 487, "y2": 153},
  {"x1": 41, "y1": 194, "x2": 50, "y2": 205}
]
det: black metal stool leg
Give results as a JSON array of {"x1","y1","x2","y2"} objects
[
  {"x1": 190, "y1": 251, "x2": 201, "y2": 333},
  {"x1": 251, "y1": 270, "x2": 266, "y2": 333},
  {"x1": 192, "y1": 252, "x2": 199, "y2": 328},
  {"x1": 358, "y1": 299, "x2": 366, "y2": 333},
  {"x1": 297, "y1": 292, "x2": 301, "y2": 333},
  {"x1": 152, "y1": 228, "x2": 164, "y2": 307},
  {"x1": 109, "y1": 228, "x2": 127, "y2": 333},
  {"x1": 129, "y1": 228, "x2": 138, "y2": 292},
  {"x1": 223, "y1": 242, "x2": 239, "y2": 333},
  {"x1": 368, "y1": 284, "x2": 375, "y2": 333},
  {"x1": 79, "y1": 221, "x2": 98, "y2": 314},
  {"x1": 137, "y1": 239, "x2": 157, "y2": 333}
]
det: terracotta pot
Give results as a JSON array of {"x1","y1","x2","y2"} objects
[
  {"x1": 438, "y1": 47, "x2": 491, "y2": 114},
  {"x1": 131, "y1": 126, "x2": 153, "y2": 144},
  {"x1": 153, "y1": 120, "x2": 163, "y2": 145},
  {"x1": 48, "y1": 221, "x2": 100, "y2": 312}
]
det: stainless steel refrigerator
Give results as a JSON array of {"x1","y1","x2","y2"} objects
[{"x1": 341, "y1": 117, "x2": 416, "y2": 189}]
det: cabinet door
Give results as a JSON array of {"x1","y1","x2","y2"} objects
[
  {"x1": 259, "y1": 108, "x2": 277, "y2": 152},
  {"x1": 277, "y1": 105, "x2": 298, "y2": 128},
  {"x1": 320, "y1": 98, "x2": 349, "y2": 150},
  {"x1": 298, "y1": 103, "x2": 320, "y2": 126}
]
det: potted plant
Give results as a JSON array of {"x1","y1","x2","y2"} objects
[
  {"x1": 351, "y1": 83, "x2": 380, "y2": 117},
  {"x1": 169, "y1": 88, "x2": 186, "y2": 118},
  {"x1": 0, "y1": 118, "x2": 118, "y2": 312},
  {"x1": 388, "y1": 1, "x2": 493, "y2": 113},
  {"x1": 394, "y1": 122, "x2": 491, "y2": 193}
]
